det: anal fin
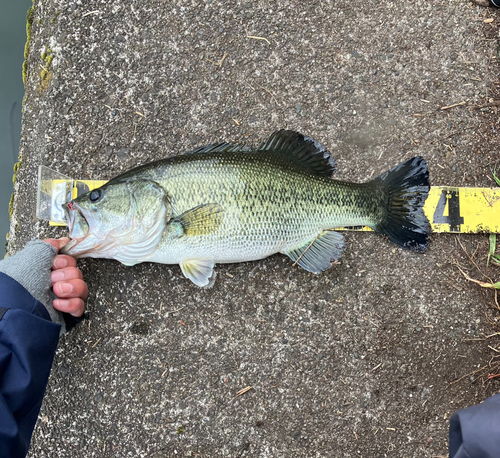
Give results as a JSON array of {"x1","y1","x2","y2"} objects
[
  {"x1": 180, "y1": 259, "x2": 216, "y2": 287},
  {"x1": 284, "y1": 231, "x2": 344, "y2": 274}
]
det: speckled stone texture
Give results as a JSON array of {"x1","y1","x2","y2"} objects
[{"x1": 11, "y1": 0, "x2": 500, "y2": 457}]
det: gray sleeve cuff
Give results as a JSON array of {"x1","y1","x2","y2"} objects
[{"x1": 0, "y1": 240, "x2": 66, "y2": 334}]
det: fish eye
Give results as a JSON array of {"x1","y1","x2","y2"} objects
[{"x1": 89, "y1": 189, "x2": 102, "y2": 202}]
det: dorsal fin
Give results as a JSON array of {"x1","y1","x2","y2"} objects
[
  {"x1": 187, "y1": 143, "x2": 253, "y2": 155},
  {"x1": 186, "y1": 130, "x2": 336, "y2": 177},
  {"x1": 258, "y1": 130, "x2": 336, "y2": 177}
]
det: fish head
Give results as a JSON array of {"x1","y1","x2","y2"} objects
[{"x1": 61, "y1": 178, "x2": 170, "y2": 265}]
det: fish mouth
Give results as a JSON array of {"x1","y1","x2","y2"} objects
[{"x1": 60, "y1": 201, "x2": 91, "y2": 255}]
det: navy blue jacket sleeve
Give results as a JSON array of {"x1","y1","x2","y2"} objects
[
  {"x1": 449, "y1": 393, "x2": 500, "y2": 458},
  {"x1": 0, "y1": 272, "x2": 61, "y2": 458}
]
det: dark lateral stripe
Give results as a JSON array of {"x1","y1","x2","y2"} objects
[{"x1": 0, "y1": 307, "x2": 8, "y2": 322}]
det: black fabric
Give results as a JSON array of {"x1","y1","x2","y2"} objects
[
  {"x1": 449, "y1": 394, "x2": 500, "y2": 458},
  {"x1": 63, "y1": 311, "x2": 88, "y2": 332},
  {"x1": 0, "y1": 273, "x2": 61, "y2": 458},
  {"x1": 0, "y1": 273, "x2": 50, "y2": 321}
]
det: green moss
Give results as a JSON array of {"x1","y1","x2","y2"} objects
[
  {"x1": 22, "y1": 5, "x2": 34, "y2": 87},
  {"x1": 8, "y1": 194, "x2": 14, "y2": 219},
  {"x1": 176, "y1": 425, "x2": 185, "y2": 434},
  {"x1": 12, "y1": 162, "x2": 22, "y2": 186},
  {"x1": 39, "y1": 46, "x2": 54, "y2": 90}
]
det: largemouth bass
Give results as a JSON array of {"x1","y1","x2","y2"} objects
[{"x1": 62, "y1": 130, "x2": 430, "y2": 286}]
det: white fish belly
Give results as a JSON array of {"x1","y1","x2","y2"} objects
[{"x1": 146, "y1": 224, "x2": 323, "y2": 265}]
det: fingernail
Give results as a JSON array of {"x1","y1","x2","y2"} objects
[
  {"x1": 54, "y1": 299, "x2": 70, "y2": 309},
  {"x1": 53, "y1": 257, "x2": 68, "y2": 269},
  {"x1": 51, "y1": 271, "x2": 65, "y2": 282},
  {"x1": 58, "y1": 283, "x2": 73, "y2": 294}
]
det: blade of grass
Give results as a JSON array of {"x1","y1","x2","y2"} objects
[
  {"x1": 488, "y1": 234, "x2": 497, "y2": 267},
  {"x1": 493, "y1": 166, "x2": 500, "y2": 187}
]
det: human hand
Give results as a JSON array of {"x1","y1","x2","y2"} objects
[{"x1": 44, "y1": 238, "x2": 88, "y2": 318}]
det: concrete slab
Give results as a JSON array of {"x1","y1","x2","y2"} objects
[{"x1": 11, "y1": 0, "x2": 500, "y2": 456}]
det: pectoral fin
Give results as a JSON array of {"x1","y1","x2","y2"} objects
[
  {"x1": 172, "y1": 203, "x2": 224, "y2": 237},
  {"x1": 180, "y1": 259, "x2": 216, "y2": 287},
  {"x1": 284, "y1": 230, "x2": 344, "y2": 274}
]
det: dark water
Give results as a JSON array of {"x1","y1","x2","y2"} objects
[{"x1": 0, "y1": 0, "x2": 33, "y2": 242}]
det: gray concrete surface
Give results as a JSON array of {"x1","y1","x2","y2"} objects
[{"x1": 11, "y1": 0, "x2": 500, "y2": 456}]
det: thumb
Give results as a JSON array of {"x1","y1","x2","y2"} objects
[{"x1": 44, "y1": 238, "x2": 71, "y2": 254}]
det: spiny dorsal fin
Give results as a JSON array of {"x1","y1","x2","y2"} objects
[
  {"x1": 284, "y1": 230, "x2": 344, "y2": 274},
  {"x1": 258, "y1": 130, "x2": 336, "y2": 177},
  {"x1": 188, "y1": 143, "x2": 253, "y2": 155},
  {"x1": 172, "y1": 203, "x2": 224, "y2": 236}
]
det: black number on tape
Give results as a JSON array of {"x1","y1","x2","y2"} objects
[
  {"x1": 433, "y1": 189, "x2": 464, "y2": 231},
  {"x1": 75, "y1": 181, "x2": 90, "y2": 198}
]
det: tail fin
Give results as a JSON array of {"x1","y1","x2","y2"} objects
[{"x1": 373, "y1": 157, "x2": 430, "y2": 252}]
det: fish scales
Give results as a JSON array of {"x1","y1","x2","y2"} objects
[{"x1": 122, "y1": 152, "x2": 383, "y2": 264}]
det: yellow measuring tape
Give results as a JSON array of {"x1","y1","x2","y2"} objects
[
  {"x1": 47, "y1": 180, "x2": 500, "y2": 234},
  {"x1": 336, "y1": 186, "x2": 499, "y2": 234},
  {"x1": 424, "y1": 187, "x2": 499, "y2": 234}
]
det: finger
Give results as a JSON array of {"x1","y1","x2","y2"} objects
[
  {"x1": 53, "y1": 279, "x2": 88, "y2": 301},
  {"x1": 44, "y1": 238, "x2": 71, "y2": 254},
  {"x1": 51, "y1": 267, "x2": 83, "y2": 285},
  {"x1": 52, "y1": 254, "x2": 77, "y2": 270},
  {"x1": 53, "y1": 297, "x2": 85, "y2": 317}
]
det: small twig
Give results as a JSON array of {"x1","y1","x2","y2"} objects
[
  {"x1": 456, "y1": 236, "x2": 492, "y2": 282},
  {"x1": 207, "y1": 52, "x2": 228, "y2": 67},
  {"x1": 165, "y1": 305, "x2": 187, "y2": 314},
  {"x1": 444, "y1": 280, "x2": 463, "y2": 292},
  {"x1": 246, "y1": 35, "x2": 271, "y2": 45},
  {"x1": 91, "y1": 337, "x2": 102, "y2": 348},
  {"x1": 440, "y1": 101, "x2": 467, "y2": 111},
  {"x1": 253, "y1": 81, "x2": 280, "y2": 106},
  {"x1": 292, "y1": 234, "x2": 321, "y2": 267},
  {"x1": 82, "y1": 10, "x2": 102, "y2": 17},
  {"x1": 449, "y1": 365, "x2": 488, "y2": 385},
  {"x1": 217, "y1": 52, "x2": 228, "y2": 67},
  {"x1": 457, "y1": 266, "x2": 499, "y2": 289},
  {"x1": 470, "y1": 100, "x2": 500, "y2": 110},
  {"x1": 235, "y1": 386, "x2": 254, "y2": 397}
]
